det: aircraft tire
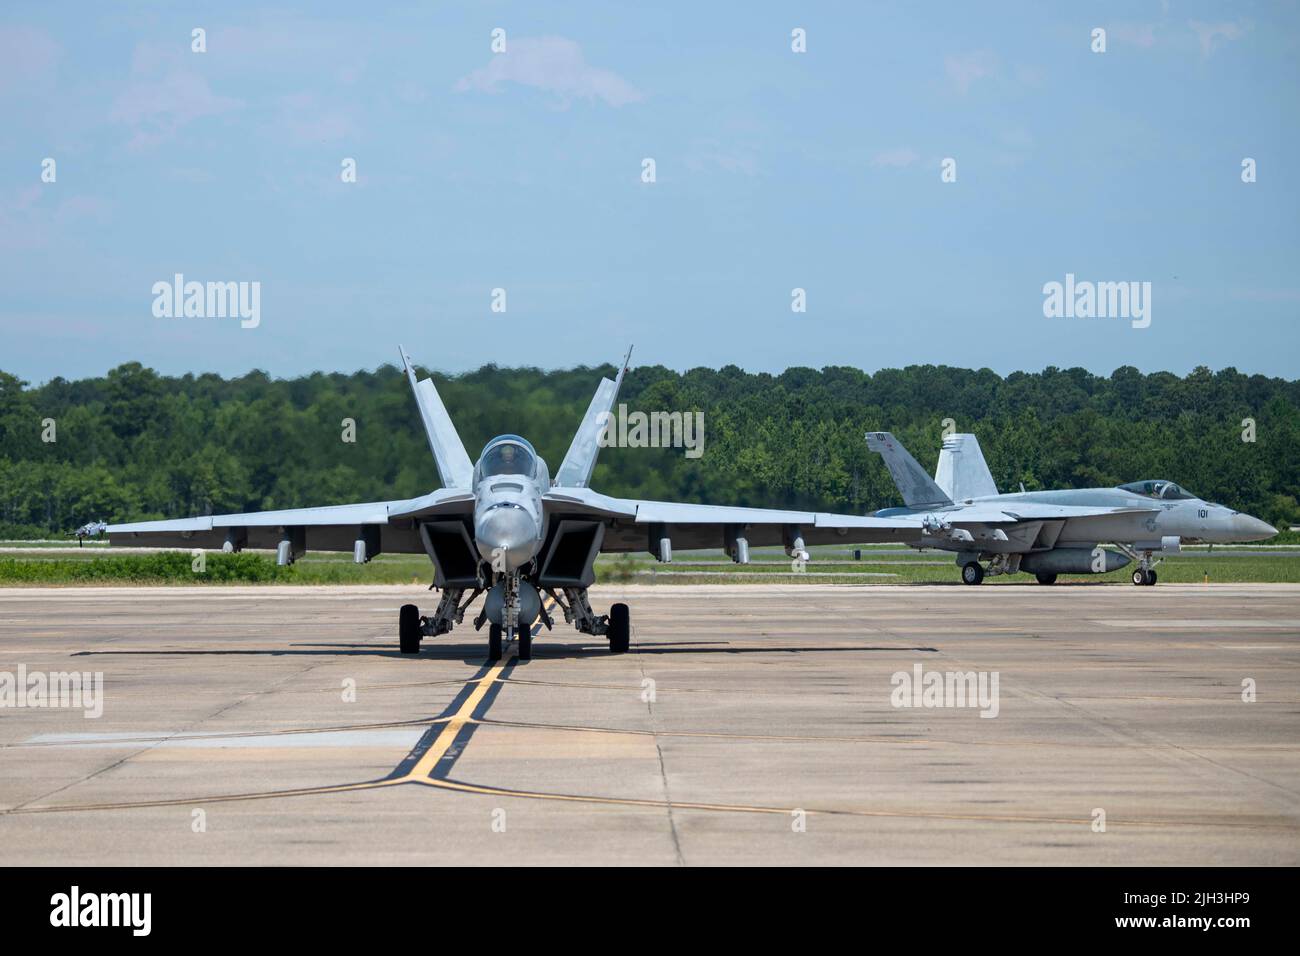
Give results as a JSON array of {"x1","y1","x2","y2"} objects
[
  {"x1": 488, "y1": 624, "x2": 503, "y2": 661},
  {"x1": 1148, "y1": 570, "x2": 1157, "y2": 585},
  {"x1": 1035, "y1": 573, "x2": 1058, "y2": 585},
  {"x1": 399, "y1": 604, "x2": 421, "y2": 654},
  {"x1": 961, "y1": 562, "x2": 984, "y2": 586},
  {"x1": 608, "y1": 603, "x2": 630, "y2": 653},
  {"x1": 518, "y1": 626, "x2": 532, "y2": 661}
]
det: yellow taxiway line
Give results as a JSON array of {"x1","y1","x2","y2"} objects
[
  {"x1": 14, "y1": 600, "x2": 1293, "y2": 834},
  {"x1": 402, "y1": 647, "x2": 516, "y2": 780}
]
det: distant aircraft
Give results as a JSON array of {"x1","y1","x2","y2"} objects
[
  {"x1": 73, "y1": 521, "x2": 107, "y2": 546},
  {"x1": 107, "y1": 348, "x2": 920, "y2": 660},
  {"x1": 865, "y1": 431, "x2": 1276, "y2": 586}
]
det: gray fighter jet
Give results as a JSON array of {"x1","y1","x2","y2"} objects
[
  {"x1": 107, "y1": 348, "x2": 919, "y2": 660},
  {"x1": 865, "y1": 431, "x2": 1276, "y2": 586}
]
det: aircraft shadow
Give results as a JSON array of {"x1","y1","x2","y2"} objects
[{"x1": 74, "y1": 639, "x2": 938, "y2": 666}]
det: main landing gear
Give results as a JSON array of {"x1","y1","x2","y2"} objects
[
  {"x1": 958, "y1": 553, "x2": 1017, "y2": 585},
  {"x1": 607, "y1": 602, "x2": 630, "y2": 653},
  {"x1": 1132, "y1": 568, "x2": 1158, "y2": 586},
  {"x1": 400, "y1": 587, "x2": 481, "y2": 654},
  {"x1": 546, "y1": 588, "x2": 631, "y2": 654},
  {"x1": 398, "y1": 587, "x2": 629, "y2": 658},
  {"x1": 399, "y1": 603, "x2": 422, "y2": 654}
]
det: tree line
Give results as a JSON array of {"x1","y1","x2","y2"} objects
[{"x1": 1, "y1": 361, "x2": 1296, "y2": 538}]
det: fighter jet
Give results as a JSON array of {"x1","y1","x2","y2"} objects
[
  {"x1": 865, "y1": 431, "x2": 1276, "y2": 586},
  {"x1": 106, "y1": 348, "x2": 919, "y2": 660},
  {"x1": 72, "y1": 521, "x2": 108, "y2": 546}
]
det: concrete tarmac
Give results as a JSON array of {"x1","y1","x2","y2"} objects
[{"x1": 0, "y1": 583, "x2": 1297, "y2": 865}]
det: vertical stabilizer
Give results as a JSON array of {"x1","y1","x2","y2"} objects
[
  {"x1": 935, "y1": 433, "x2": 998, "y2": 501},
  {"x1": 555, "y1": 347, "x2": 633, "y2": 488},
  {"x1": 865, "y1": 432, "x2": 953, "y2": 508},
  {"x1": 399, "y1": 346, "x2": 475, "y2": 489}
]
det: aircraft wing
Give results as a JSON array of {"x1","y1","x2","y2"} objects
[
  {"x1": 945, "y1": 504, "x2": 1158, "y2": 524},
  {"x1": 107, "y1": 488, "x2": 475, "y2": 555},
  {"x1": 543, "y1": 488, "x2": 924, "y2": 553}
]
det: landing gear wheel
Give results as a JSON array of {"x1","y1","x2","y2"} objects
[
  {"x1": 517, "y1": 626, "x2": 532, "y2": 661},
  {"x1": 488, "y1": 623, "x2": 502, "y2": 661},
  {"x1": 1035, "y1": 573, "x2": 1058, "y2": 585},
  {"x1": 1132, "y1": 569, "x2": 1155, "y2": 586},
  {"x1": 399, "y1": 604, "x2": 421, "y2": 654},
  {"x1": 608, "y1": 603, "x2": 630, "y2": 653},
  {"x1": 961, "y1": 562, "x2": 985, "y2": 586},
  {"x1": 1147, "y1": 570, "x2": 1157, "y2": 586}
]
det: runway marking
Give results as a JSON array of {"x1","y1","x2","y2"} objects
[
  {"x1": 5, "y1": 594, "x2": 1298, "y2": 837},
  {"x1": 2, "y1": 778, "x2": 405, "y2": 814},
  {"x1": 6, "y1": 718, "x2": 448, "y2": 750},
  {"x1": 407, "y1": 775, "x2": 1296, "y2": 831},
  {"x1": 399, "y1": 648, "x2": 516, "y2": 781},
  {"x1": 11, "y1": 756, "x2": 1295, "y2": 832},
  {"x1": 471, "y1": 717, "x2": 1300, "y2": 752}
]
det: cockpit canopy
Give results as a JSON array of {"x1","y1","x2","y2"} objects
[
  {"x1": 477, "y1": 435, "x2": 537, "y2": 479},
  {"x1": 1117, "y1": 479, "x2": 1196, "y2": 501}
]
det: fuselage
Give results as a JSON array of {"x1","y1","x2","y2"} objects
[
  {"x1": 876, "y1": 481, "x2": 1275, "y2": 547},
  {"x1": 471, "y1": 435, "x2": 549, "y2": 571}
]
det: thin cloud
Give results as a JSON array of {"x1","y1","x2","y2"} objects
[
  {"x1": 685, "y1": 140, "x2": 760, "y2": 176},
  {"x1": 1111, "y1": 23, "x2": 1157, "y2": 48},
  {"x1": 276, "y1": 92, "x2": 355, "y2": 144},
  {"x1": 0, "y1": 187, "x2": 111, "y2": 250},
  {"x1": 455, "y1": 36, "x2": 644, "y2": 107},
  {"x1": 944, "y1": 50, "x2": 996, "y2": 95},
  {"x1": 871, "y1": 148, "x2": 919, "y2": 169},
  {"x1": 1189, "y1": 20, "x2": 1251, "y2": 56},
  {"x1": 109, "y1": 48, "x2": 241, "y2": 150},
  {"x1": 0, "y1": 25, "x2": 59, "y2": 96}
]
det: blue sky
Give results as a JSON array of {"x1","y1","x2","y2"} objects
[{"x1": 1, "y1": 1, "x2": 1297, "y2": 382}]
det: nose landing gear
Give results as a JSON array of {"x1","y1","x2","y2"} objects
[
  {"x1": 1115, "y1": 543, "x2": 1163, "y2": 586},
  {"x1": 401, "y1": 584, "x2": 628, "y2": 660}
]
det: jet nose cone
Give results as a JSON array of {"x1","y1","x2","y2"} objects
[
  {"x1": 1232, "y1": 513, "x2": 1277, "y2": 542},
  {"x1": 475, "y1": 505, "x2": 538, "y2": 570}
]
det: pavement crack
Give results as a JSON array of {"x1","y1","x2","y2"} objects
[{"x1": 636, "y1": 645, "x2": 685, "y2": 865}]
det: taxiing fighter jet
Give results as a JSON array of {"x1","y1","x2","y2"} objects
[
  {"x1": 865, "y1": 431, "x2": 1276, "y2": 586},
  {"x1": 107, "y1": 348, "x2": 920, "y2": 660}
]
